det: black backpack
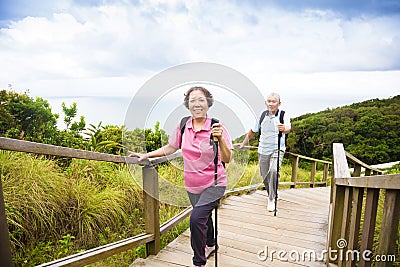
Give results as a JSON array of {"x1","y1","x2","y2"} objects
[
  {"x1": 179, "y1": 116, "x2": 225, "y2": 167},
  {"x1": 258, "y1": 109, "x2": 286, "y2": 144}
]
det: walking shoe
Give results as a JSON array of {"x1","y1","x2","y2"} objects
[
  {"x1": 267, "y1": 199, "x2": 275, "y2": 212},
  {"x1": 205, "y1": 245, "x2": 215, "y2": 258}
]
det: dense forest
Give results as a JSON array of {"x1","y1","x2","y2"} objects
[
  {"x1": 288, "y1": 95, "x2": 400, "y2": 164},
  {"x1": 238, "y1": 95, "x2": 400, "y2": 165},
  {"x1": 1, "y1": 89, "x2": 400, "y2": 165}
]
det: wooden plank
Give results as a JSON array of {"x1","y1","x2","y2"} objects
[
  {"x1": 275, "y1": 188, "x2": 331, "y2": 203},
  {"x1": 358, "y1": 188, "x2": 379, "y2": 267},
  {"x1": 310, "y1": 161, "x2": 317, "y2": 187},
  {"x1": 219, "y1": 219, "x2": 326, "y2": 247},
  {"x1": 216, "y1": 233, "x2": 326, "y2": 267},
  {"x1": 286, "y1": 151, "x2": 332, "y2": 164},
  {"x1": 143, "y1": 165, "x2": 160, "y2": 255},
  {"x1": 180, "y1": 229, "x2": 325, "y2": 266},
  {"x1": 352, "y1": 163, "x2": 362, "y2": 177},
  {"x1": 291, "y1": 156, "x2": 299, "y2": 188},
  {"x1": 332, "y1": 143, "x2": 351, "y2": 179},
  {"x1": 160, "y1": 206, "x2": 192, "y2": 235},
  {"x1": 224, "y1": 198, "x2": 328, "y2": 221},
  {"x1": 226, "y1": 194, "x2": 329, "y2": 219},
  {"x1": 132, "y1": 187, "x2": 330, "y2": 267},
  {"x1": 329, "y1": 185, "x2": 345, "y2": 264},
  {"x1": 347, "y1": 187, "x2": 364, "y2": 266},
  {"x1": 0, "y1": 178, "x2": 13, "y2": 267},
  {"x1": 335, "y1": 174, "x2": 400, "y2": 189},
  {"x1": 0, "y1": 137, "x2": 180, "y2": 165},
  {"x1": 376, "y1": 190, "x2": 400, "y2": 267},
  {"x1": 241, "y1": 189, "x2": 330, "y2": 208},
  {"x1": 345, "y1": 151, "x2": 383, "y2": 175},
  {"x1": 340, "y1": 187, "x2": 352, "y2": 244},
  {"x1": 323, "y1": 163, "x2": 329, "y2": 183},
  {"x1": 39, "y1": 233, "x2": 154, "y2": 267}
]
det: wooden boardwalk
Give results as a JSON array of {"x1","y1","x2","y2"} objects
[{"x1": 131, "y1": 187, "x2": 331, "y2": 267}]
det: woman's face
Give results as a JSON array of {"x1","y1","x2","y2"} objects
[{"x1": 188, "y1": 89, "x2": 209, "y2": 119}]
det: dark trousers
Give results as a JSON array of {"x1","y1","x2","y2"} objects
[{"x1": 190, "y1": 200, "x2": 217, "y2": 266}]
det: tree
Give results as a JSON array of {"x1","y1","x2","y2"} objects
[
  {"x1": 122, "y1": 121, "x2": 169, "y2": 154},
  {"x1": 84, "y1": 123, "x2": 124, "y2": 154},
  {"x1": 289, "y1": 95, "x2": 400, "y2": 164},
  {"x1": 61, "y1": 102, "x2": 85, "y2": 132},
  {"x1": 0, "y1": 89, "x2": 59, "y2": 143}
]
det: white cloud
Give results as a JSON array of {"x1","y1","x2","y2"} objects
[{"x1": 0, "y1": 0, "x2": 399, "y2": 127}]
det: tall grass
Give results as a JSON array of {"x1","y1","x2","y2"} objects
[{"x1": 0, "y1": 151, "x2": 191, "y2": 266}]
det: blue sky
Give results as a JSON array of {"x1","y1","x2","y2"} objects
[{"x1": 0, "y1": 0, "x2": 399, "y2": 136}]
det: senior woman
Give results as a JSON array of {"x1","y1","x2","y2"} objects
[{"x1": 130, "y1": 86, "x2": 233, "y2": 267}]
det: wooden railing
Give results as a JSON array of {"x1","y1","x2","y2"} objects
[
  {"x1": 0, "y1": 137, "x2": 332, "y2": 266},
  {"x1": 234, "y1": 144, "x2": 331, "y2": 188},
  {"x1": 0, "y1": 138, "x2": 267, "y2": 266},
  {"x1": 328, "y1": 143, "x2": 399, "y2": 267}
]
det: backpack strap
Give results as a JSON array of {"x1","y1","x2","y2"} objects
[
  {"x1": 279, "y1": 110, "x2": 285, "y2": 124},
  {"x1": 258, "y1": 110, "x2": 268, "y2": 130},
  {"x1": 179, "y1": 117, "x2": 220, "y2": 146},
  {"x1": 179, "y1": 116, "x2": 191, "y2": 148},
  {"x1": 259, "y1": 109, "x2": 284, "y2": 130},
  {"x1": 258, "y1": 110, "x2": 285, "y2": 143}
]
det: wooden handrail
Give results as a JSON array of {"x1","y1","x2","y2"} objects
[
  {"x1": 345, "y1": 150, "x2": 384, "y2": 175},
  {"x1": 0, "y1": 137, "x2": 180, "y2": 166},
  {"x1": 328, "y1": 143, "x2": 400, "y2": 266},
  {"x1": 0, "y1": 137, "x2": 332, "y2": 266},
  {"x1": 233, "y1": 144, "x2": 331, "y2": 164},
  {"x1": 335, "y1": 174, "x2": 400, "y2": 189},
  {"x1": 233, "y1": 143, "x2": 332, "y2": 188},
  {"x1": 36, "y1": 234, "x2": 154, "y2": 267}
]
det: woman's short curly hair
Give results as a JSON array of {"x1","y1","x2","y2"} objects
[{"x1": 183, "y1": 86, "x2": 214, "y2": 109}]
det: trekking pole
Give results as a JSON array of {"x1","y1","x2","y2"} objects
[
  {"x1": 210, "y1": 121, "x2": 219, "y2": 267},
  {"x1": 274, "y1": 129, "x2": 282, "y2": 216}
]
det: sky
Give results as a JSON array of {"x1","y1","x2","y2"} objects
[{"x1": 1, "y1": 0, "x2": 400, "y2": 138}]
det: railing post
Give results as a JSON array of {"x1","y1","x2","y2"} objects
[
  {"x1": 329, "y1": 185, "x2": 345, "y2": 265},
  {"x1": 291, "y1": 156, "x2": 299, "y2": 188},
  {"x1": 0, "y1": 178, "x2": 13, "y2": 267},
  {"x1": 352, "y1": 163, "x2": 362, "y2": 177},
  {"x1": 376, "y1": 190, "x2": 400, "y2": 267},
  {"x1": 142, "y1": 165, "x2": 160, "y2": 256},
  {"x1": 323, "y1": 163, "x2": 329, "y2": 186},
  {"x1": 310, "y1": 161, "x2": 316, "y2": 187},
  {"x1": 359, "y1": 188, "x2": 379, "y2": 267},
  {"x1": 329, "y1": 143, "x2": 351, "y2": 265},
  {"x1": 347, "y1": 187, "x2": 364, "y2": 258}
]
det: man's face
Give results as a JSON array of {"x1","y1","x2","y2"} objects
[{"x1": 266, "y1": 96, "x2": 281, "y2": 114}]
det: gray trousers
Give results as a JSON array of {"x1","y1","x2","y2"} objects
[{"x1": 259, "y1": 150, "x2": 284, "y2": 201}]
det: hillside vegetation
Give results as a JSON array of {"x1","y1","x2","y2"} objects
[
  {"x1": 237, "y1": 95, "x2": 400, "y2": 165},
  {"x1": 289, "y1": 95, "x2": 400, "y2": 164}
]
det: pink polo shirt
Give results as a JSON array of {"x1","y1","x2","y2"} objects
[{"x1": 169, "y1": 117, "x2": 233, "y2": 194}]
